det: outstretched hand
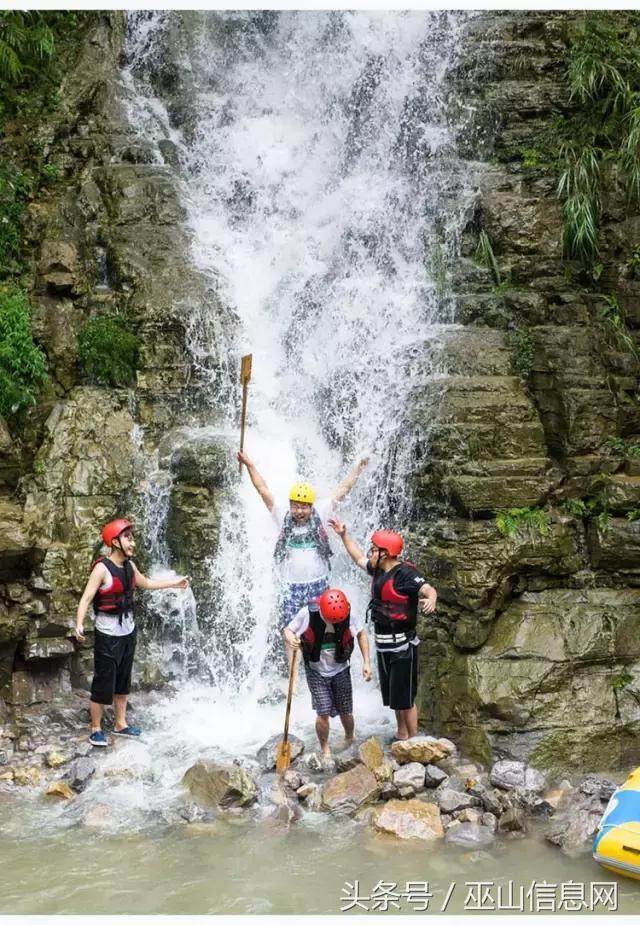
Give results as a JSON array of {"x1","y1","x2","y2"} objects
[
  {"x1": 328, "y1": 517, "x2": 346, "y2": 537},
  {"x1": 237, "y1": 449, "x2": 252, "y2": 468},
  {"x1": 357, "y1": 457, "x2": 370, "y2": 473},
  {"x1": 175, "y1": 577, "x2": 190, "y2": 590}
]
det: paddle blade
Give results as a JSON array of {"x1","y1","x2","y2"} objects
[
  {"x1": 240, "y1": 353, "x2": 253, "y2": 384},
  {"x1": 275, "y1": 740, "x2": 292, "y2": 774}
]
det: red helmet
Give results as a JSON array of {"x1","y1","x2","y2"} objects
[
  {"x1": 102, "y1": 519, "x2": 134, "y2": 547},
  {"x1": 318, "y1": 588, "x2": 350, "y2": 623},
  {"x1": 371, "y1": 529, "x2": 403, "y2": 558}
]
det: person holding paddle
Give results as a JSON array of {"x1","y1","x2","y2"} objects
[
  {"x1": 284, "y1": 587, "x2": 372, "y2": 758},
  {"x1": 236, "y1": 450, "x2": 369, "y2": 632}
]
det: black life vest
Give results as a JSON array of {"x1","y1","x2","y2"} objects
[
  {"x1": 367, "y1": 563, "x2": 417, "y2": 633},
  {"x1": 92, "y1": 557, "x2": 136, "y2": 624},
  {"x1": 273, "y1": 508, "x2": 333, "y2": 569},
  {"x1": 300, "y1": 602, "x2": 354, "y2": 666}
]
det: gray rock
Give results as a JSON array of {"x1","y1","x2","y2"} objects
[
  {"x1": 498, "y1": 805, "x2": 528, "y2": 836},
  {"x1": 393, "y1": 762, "x2": 426, "y2": 791},
  {"x1": 256, "y1": 733, "x2": 304, "y2": 771},
  {"x1": 435, "y1": 787, "x2": 474, "y2": 813},
  {"x1": 579, "y1": 776, "x2": 617, "y2": 802},
  {"x1": 524, "y1": 767, "x2": 547, "y2": 793},
  {"x1": 334, "y1": 744, "x2": 362, "y2": 773},
  {"x1": 64, "y1": 756, "x2": 96, "y2": 792},
  {"x1": 424, "y1": 764, "x2": 448, "y2": 788},
  {"x1": 482, "y1": 812, "x2": 497, "y2": 831},
  {"x1": 490, "y1": 759, "x2": 525, "y2": 790},
  {"x1": 380, "y1": 782, "x2": 400, "y2": 801},
  {"x1": 445, "y1": 821, "x2": 495, "y2": 848}
]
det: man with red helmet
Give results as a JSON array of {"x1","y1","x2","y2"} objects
[
  {"x1": 329, "y1": 519, "x2": 437, "y2": 741},
  {"x1": 75, "y1": 519, "x2": 190, "y2": 747},
  {"x1": 283, "y1": 587, "x2": 372, "y2": 758}
]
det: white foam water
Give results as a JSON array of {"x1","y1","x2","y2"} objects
[{"x1": 100, "y1": 11, "x2": 476, "y2": 814}]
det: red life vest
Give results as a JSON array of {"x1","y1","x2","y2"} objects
[
  {"x1": 368, "y1": 563, "x2": 417, "y2": 633},
  {"x1": 300, "y1": 602, "x2": 354, "y2": 665},
  {"x1": 92, "y1": 557, "x2": 136, "y2": 623}
]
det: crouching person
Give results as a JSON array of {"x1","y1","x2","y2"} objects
[
  {"x1": 284, "y1": 587, "x2": 371, "y2": 758},
  {"x1": 74, "y1": 518, "x2": 189, "y2": 747}
]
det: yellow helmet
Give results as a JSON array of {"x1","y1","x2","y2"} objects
[{"x1": 289, "y1": 482, "x2": 316, "y2": 504}]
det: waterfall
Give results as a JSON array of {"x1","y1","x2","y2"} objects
[{"x1": 122, "y1": 11, "x2": 475, "y2": 753}]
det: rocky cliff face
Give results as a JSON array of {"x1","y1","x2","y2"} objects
[
  {"x1": 0, "y1": 14, "x2": 232, "y2": 724},
  {"x1": 413, "y1": 13, "x2": 640, "y2": 771}
]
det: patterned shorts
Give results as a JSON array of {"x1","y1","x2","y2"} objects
[
  {"x1": 304, "y1": 664, "x2": 353, "y2": 717},
  {"x1": 278, "y1": 576, "x2": 329, "y2": 629}
]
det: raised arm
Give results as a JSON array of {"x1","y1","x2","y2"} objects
[
  {"x1": 332, "y1": 457, "x2": 369, "y2": 503},
  {"x1": 237, "y1": 449, "x2": 275, "y2": 511},
  {"x1": 328, "y1": 517, "x2": 368, "y2": 570}
]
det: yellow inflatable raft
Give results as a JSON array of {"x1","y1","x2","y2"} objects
[{"x1": 593, "y1": 768, "x2": 640, "y2": 880}]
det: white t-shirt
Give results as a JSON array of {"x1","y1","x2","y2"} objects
[
  {"x1": 94, "y1": 562, "x2": 135, "y2": 637},
  {"x1": 287, "y1": 605, "x2": 365, "y2": 678},
  {"x1": 272, "y1": 498, "x2": 334, "y2": 584}
]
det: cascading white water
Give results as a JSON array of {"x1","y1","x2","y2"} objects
[{"x1": 118, "y1": 11, "x2": 475, "y2": 771}]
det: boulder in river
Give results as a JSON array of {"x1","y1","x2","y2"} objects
[
  {"x1": 391, "y1": 736, "x2": 455, "y2": 765},
  {"x1": 445, "y1": 821, "x2": 495, "y2": 849},
  {"x1": 322, "y1": 764, "x2": 380, "y2": 815},
  {"x1": 372, "y1": 798, "x2": 444, "y2": 841},
  {"x1": 256, "y1": 733, "x2": 304, "y2": 771},
  {"x1": 182, "y1": 760, "x2": 258, "y2": 809}
]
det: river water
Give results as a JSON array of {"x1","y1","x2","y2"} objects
[{"x1": 1, "y1": 10, "x2": 639, "y2": 916}]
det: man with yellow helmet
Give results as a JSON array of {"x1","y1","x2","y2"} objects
[{"x1": 237, "y1": 450, "x2": 368, "y2": 634}]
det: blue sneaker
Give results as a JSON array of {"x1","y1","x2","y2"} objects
[
  {"x1": 112, "y1": 725, "x2": 142, "y2": 738},
  {"x1": 89, "y1": 730, "x2": 108, "y2": 747}
]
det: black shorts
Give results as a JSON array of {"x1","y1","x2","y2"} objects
[
  {"x1": 377, "y1": 643, "x2": 419, "y2": 711},
  {"x1": 90, "y1": 628, "x2": 137, "y2": 705}
]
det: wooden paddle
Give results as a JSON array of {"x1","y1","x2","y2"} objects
[
  {"x1": 275, "y1": 647, "x2": 298, "y2": 774},
  {"x1": 239, "y1": 353, "x2": 252, "y2": 473}
]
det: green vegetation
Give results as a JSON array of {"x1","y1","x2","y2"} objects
[
  {"x1": 0, "y1": 287, "x2": 47, "y2": 417},
  {"x1": 78, "y1": 315, "x2": 139, "y2": 388},
  {"x1": 612, "y1": 670, "x2": 634, "y2": 691},
  {"x1": 557, "y1": 14, "x2": 640, "y2": 262},
  {"x1": 496, "y1": 506, "x2": 551, "y2": 538},
  {"x1": 627, "y1": 508, "x2": 640, "y2": 522},
  {"x1": 599, "y1": 292, "x2": 639, "y2": 360},
  {"x1": 510, "y1": 328, "x2": 534, "y2": 379},
  {"x1": 0, "y1": 12, "x2": 54, "y2": 86},
  {"x1": 0, "y1": 164, "x2": 33, "y2": 276},
  {"x1": 603, "y1": 435, "x2": 640, "y2": 457},
  {"x1": 474, "y1": 230, "x2": 501, "y2": 285}
]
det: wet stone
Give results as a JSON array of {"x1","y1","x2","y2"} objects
[
  {"x1": 256, "y1": 734, "x2": 304, "y2": 771},
  {"x1": 445, "y1": 821, "x2": 495, "y2": 849},
  {"x1": 424, "y1": 764, "x2": 448, "y2": 788},
  {"x1": 393, "y1": 762, "x2": 426, "y2": 792},
  {"x1": 372, "y1": 798, "x2": 444, "y2": 841},
  {"x1": 64, "y1": 756, "x2": 97, "y2": 792}
]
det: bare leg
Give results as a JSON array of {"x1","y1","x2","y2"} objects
[
  {"x1": 316, "y1": 715, "x2": 331, "y2": 757},
  {"x1": 89, "y1": 701, "x2": 104, "y2": 732},
  {"x1": 113, "y1": 694, "x2": 129, "y2": 731},
  {"x1": 339, "y1": 713, "x2": 354, "y2": 746},
  {"x1": 395, "y1": 705, "x2": 418, "y2": 740}
]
